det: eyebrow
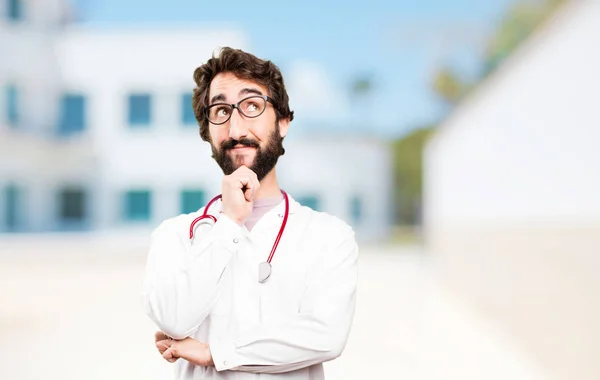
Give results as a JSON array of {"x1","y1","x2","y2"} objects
[
  {"x1": 239, "y1": 88, "x2": 263, "y2": 97},
  {"x1": 209, "y1": 87, "x2": 264, "y2": 105}
]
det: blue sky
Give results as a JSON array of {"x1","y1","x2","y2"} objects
[{"x1": 71, "y1": 0, "x2": 516, "y2": 138}]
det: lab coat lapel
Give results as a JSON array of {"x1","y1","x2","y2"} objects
[{"x1": 247, "y1": 194, "x2": 299, "y2": 238}]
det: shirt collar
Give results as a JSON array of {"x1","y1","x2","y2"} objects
[{"x1": 212, "y1": 191, "x2": 300, "y2": 217}]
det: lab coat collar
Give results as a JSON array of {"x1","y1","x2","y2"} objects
[
  {"x1": 274, "y1": 191, "x2": 300, "y2": 216},
  {"x1": 211, "y1": 191, "x2": 300, "y2": 218},
  {"x1": 245, "y1": 192, "x2": 300, "y2": 238}
]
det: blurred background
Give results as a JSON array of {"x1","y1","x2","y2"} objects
[{"x1": 1, "y1": 0, "x2": 599, "y2": 379}]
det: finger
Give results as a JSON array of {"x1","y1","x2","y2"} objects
[
  {"x1": 243, "y1": 184, "x2": 254, "y2": 202},
  {"x1": 239, "y1": 172, "x2": 259, "y2": 201},
  {"x1": 242, "y1": 166, "x2": 259, "y2": 183},
  {"x1": 156, "y1": 340, "x2": 171, "y2": 354},
  {"x1": 237, "y1": 166, "x2": 259, "y2": 183},
  {"x1": 236, "y1": 176, "x2": 256, "y2": 201},
  {"x1": 162, "y1": 347, "x2": 178, "y2": 363},
  {"x1": 155, "y1": 331, "x2": 168, "y2": 342},
  {"x1": 247, "y1": 176, "x2": 260, "y2": 202},
  {"x1": 229, "y1": 174, "x2": 251, "y2": 190},
  {"x1": 251, "y1": 174, "x2": 260, "y2": 194},
  {"x1": 234, "y1": 165, "x2": 251, "y2": 174}
]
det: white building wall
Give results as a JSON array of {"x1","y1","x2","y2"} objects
[
  {"x1": 0, "y1": 0, "x2": 81, "y2": 232},
  {"x1": 424, "y1": 2, "x2": 600, "y2": 380},
  {"x1": 280, "y1": 135, "x2": 392, "y2": 242},
  {"x1": 51, "y1": 27, "x2": 248, "y2": 230},
  {"x1": 425, "y1": 0, "x2": 600, "y2": 227},
  {"x1": 1, "y1": 14, "x2": 392, "y2": 241},
  {"x1": 51, "y1": 27, "x2": 393, "y2": 240}
]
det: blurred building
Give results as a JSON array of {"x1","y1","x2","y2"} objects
[
  {"x1": 0, "y1": 0, "x2": 392, "y2": 242},
  {"x1": 424, "y1": 1, "x2": 600, "y2": 379}
]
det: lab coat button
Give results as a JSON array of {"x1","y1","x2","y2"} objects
[
  {"x1": 223, "y1": 360, "x2": 228, "y2": 366},
  {"x1": 233, "y1": 238, "x2": 239, "y2": 244}
]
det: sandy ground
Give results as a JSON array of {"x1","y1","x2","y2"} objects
[{"x1": 0, "y1": 236, "x2": 549, "y2": 380}]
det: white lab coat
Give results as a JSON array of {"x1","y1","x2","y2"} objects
[{"x1": 141, "y1": 194, "x2": 359, "y2": 380}]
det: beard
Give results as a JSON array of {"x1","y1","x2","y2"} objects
[{"x1": 211, "y1": 126, "x2": 285, "y2": 182}]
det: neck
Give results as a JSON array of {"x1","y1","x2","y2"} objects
[{"x1": 255, "y1": 168, "x2": 281, "y2": 200}]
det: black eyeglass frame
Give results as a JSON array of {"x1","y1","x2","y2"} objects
[{"x1": 205, "y1": 95, "x2": 275, "y2": 125}]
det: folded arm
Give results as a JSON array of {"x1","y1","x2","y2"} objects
[{"x1": 210, "y1": 228, "x2": 359, "y2": 373}]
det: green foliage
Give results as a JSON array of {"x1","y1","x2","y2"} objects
[
  {"x1": 482, "y1": 0, "x2": 567, "y2": 75},
  {"x1": 431, "y1": 66, "x2": 471, "y2": 106},
  {"x1": 350, "y1": 76, "x2": 373, "y2": 96},
  {"x1": 392, "y1": 126, "x2": 435, "y2": 224}
]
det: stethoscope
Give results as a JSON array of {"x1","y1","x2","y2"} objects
[{"x1": 188, "y1": 190, "x2": 289, "y2": 283}]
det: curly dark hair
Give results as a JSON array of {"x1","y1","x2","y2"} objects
[{"x1": 192, "y1": 47, "x2": 295, "y2": 142}]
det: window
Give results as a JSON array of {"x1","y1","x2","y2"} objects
[
  {"x1": 5, "y1": 84, "x2": 19, "y2": 127},
  {"x1": 350, "y1": 196, "x2": 363, "y2": 225},
  {"x1": 128, "y1": 94, "x2": 152, "y2": 127},
  {"x1": 297, "y1": 195, "x2": 320, "y2": 211},
  {"x1": 181, "y1": 93, "x2": 196, "y2": 126},
  {"x1": 180, "y1": 189, "x2": 205, "y2": 214},
  {"x1": 4, "y1": 184, "x2": 20, "y2": 231},
  {"x1": 124, "y1": 190, "x2": 151, "y2": 221},
  {"x1": 58, "y1": 94, "x2": 86, "y2": 135},
  {"x1": 7, "y1": 0, "x2": 22, "y2": 21},
  {"x1": 58, "y1": 188, "x2": 86, "y2": 222},
  {"x1": 57, "y1": 188, "x2": 87, "y2": 229}
]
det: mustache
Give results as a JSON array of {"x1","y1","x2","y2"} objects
[{"x1": 221, "y1": 138, "x2": 260, "y2": 151}]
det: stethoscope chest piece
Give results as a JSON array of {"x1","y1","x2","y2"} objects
[{"x1": 258, "y1": 261, "x2": 272, "y2": 283}]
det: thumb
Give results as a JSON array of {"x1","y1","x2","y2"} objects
[
  {"x1": 155, "y1": 331, "x2": 168, "y2": 343},
  {"x1": 162, "y1": 346, "x2": 178, "y2": 363},
  {"x1": 156, "y1": 340, "x2": 170, "y2": 354}
]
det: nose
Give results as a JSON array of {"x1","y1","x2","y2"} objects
[{"x1": 228, "y1": 108, "x2": 248, "y2": 140}]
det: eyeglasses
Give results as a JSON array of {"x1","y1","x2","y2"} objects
[{"x1": 205, "y1": 95, "x2": 274, "y2": 125}]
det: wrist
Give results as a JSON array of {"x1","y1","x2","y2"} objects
[
  {"x1": 223, "y1": 211, "x2": 245, "y2": 226},
  {"x1": 206, "y1": 345, "x2": 214, "y2": 366}
]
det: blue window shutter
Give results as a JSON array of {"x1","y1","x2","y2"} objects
[
  {"x1": 8, "y1": 0, "x2": 23, "y2": 21},
  {"x1": 350, "y1": 196, "x2": 363, "y2": 225},
  {"x1": 180, "y1": 189, "x2": 205, "y2": 214},
  {"x1": 182, "y1": 93, "x2": 196, "y2": 126},
  {"x1": 6, "y1": 85, "x2": 19, "y2": 127},
  {"x1": 4, "y1": 184, "x2": 20, "y2": 231},
  {"x1": 297, "y1": 195, "x2": 320, "y2": 211},
  {"x1": 128, "y1": 94, "x2": 151, "y2": 126},
  {"x1": 59, "y1": 94, "x2": 86, "y2": 135},
  {"x1": 124, "y1": 190, "x2": 151, "y2": 221}
]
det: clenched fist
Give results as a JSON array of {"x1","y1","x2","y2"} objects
[
  {"x1": 221, "y1": 165, "x2": 259, "y2": 225},
  {"x1": 154, "y1": 331, "x2": 214, "y2": 366},
  {"x1": 155, "y1": 331, "x2": 178, "y2": 363}
]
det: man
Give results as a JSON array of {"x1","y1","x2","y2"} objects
[{"x1": 141, "y1": 47, "x2": 358, "y2": 380}]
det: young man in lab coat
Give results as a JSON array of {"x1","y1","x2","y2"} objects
[{"x1": 141, "y1": 47, "x2": 359, "y2": 380}]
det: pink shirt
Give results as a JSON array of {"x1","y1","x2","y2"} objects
[{"x1": 244, "y1": 194, "x2": 284, "y2": 231}]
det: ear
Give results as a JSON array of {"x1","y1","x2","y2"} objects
[{"x1": 278, "y1": 117, "x2": 290, "y2": 138}]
